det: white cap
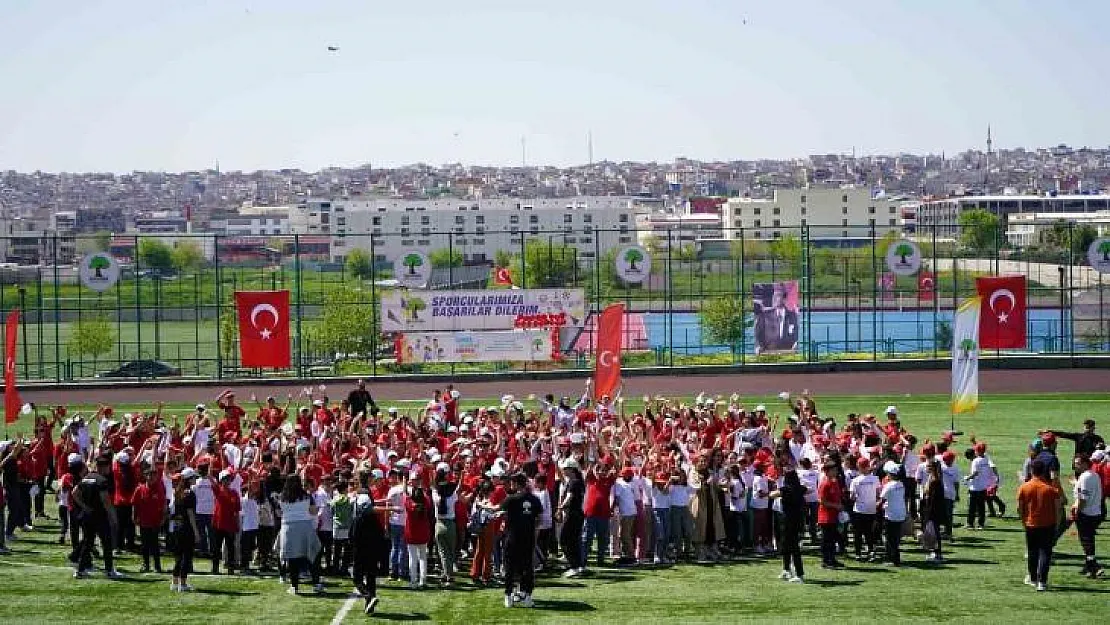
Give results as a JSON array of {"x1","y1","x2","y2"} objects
[
  {"x1": 396, "y1": 459, "x2": 411, "y2": 469},
  {"x1": 450, "y1": 390, "x2": 460, "y2": 399},
  {"x1": 460, "y1": 449, "x2": 473, "y2": 457},
  {"x1": 180, "y1": 468, "x2": 198, "y2": 480},
  {"x1": 218, "y1": 469, "x2": 232, "y2": 481},
  {"x1": 886, "y1": 405, "x2": 898, "y2": 415},
  {"x1": 123, "y1": 413, "x2": 133, "y2": 420},
  {"x1": 436, "y1": 462, "x2": 450, "y2": 473},
  {"x1": 883, "y1": 461, "x2": 900, "y2": 474},
  {"x1": 1092, "y1": 450, "x2": 1106, "y2": 463},
  {"x1": 447, "y1": 425, "x2": 458, "y2": 433},
  {"x1": 371, "y1": 469, "x2": 385, "y2": 480},
  {"x1": 489, "y1": 465, "x2": 506, "y2": 478},
  {"x1": 560, "y1": 457, "x2": 579, "y2": 470},
  {"x1": 755, "y1": 405, "x2": 767, "y2": 412},
  {"x1": 195, "y1": 404, "x2": 206, "y2": 411},
  {"x1": 67, "y1": 453, "x2": 83, "y2": 465},
  {"x1": 386, "y1": 450, "x2": 398, "y2": 458},
  {"x1": 313, "y1": 399, "x2": 324, "y2": 407},
  {"x1": 116, "y1": 452, "x2": 131, "y2": 464},
  {"x1": 500, "y1": 394, "x2": 514, "y2": 406},
  {"x1": 424, "y1": 448, "x2": 438, "y2": 458}
]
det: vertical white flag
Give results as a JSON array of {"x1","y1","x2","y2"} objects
[{"x1": 951, "y1": 296, "x2": 981, "y2": 414}]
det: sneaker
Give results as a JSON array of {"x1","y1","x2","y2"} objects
[
  {"x1": 1023, "y1": 575, "x2": 1035, "y2": 587},
  {"x1": 21, "y1": 525, "x2": 33, "y2": 532},
  {"x1": 779, "y1": 570, "x2": 792, "y2": 580},
  {"x1": 139, "y1": 566, "x2": 151, "y2": 574},
  {"x1": 788, "y1": 576, "x2": 804, "y2": 584},
  {"x1": 170, "y1": 583, "x2": 180, "y2": 592},
  {"x1": 518, "y1": 594, "x2": 535, "y2": 608},
  {"x1": 364, "y1": 597, "x2": 379, "y2": 615},
  {"x1": 1091, "y1": 568, "x2": 1105, "y2": 579},
  {"x1": 279, "y1": 575, "x2": 287, "y2": 584},
  {"x1": 0, "y1": 547, "x2": 11, "y2": 555},
  {"x1": 1035, "y1": 583, "x2": 1046, "y2": 592},
  {"x1": 504, "y1": 594, "x2": 514, "y2": 608},
  {"x1": 287, "y1": 586, "x2": 298, "y2": 596},
  {"x1": 180, "y1": 584, "x2": 194, "y2": 592},
  {"x1": 106, "y1": 569, "x2": 124, "y2": 580},
  {"x1": 653, "y1": 557, "x2": 664, "y2": 565},
  {"x1": 313, "y1": 583, "x2": 324, "y2": 594},
  {"x1": 57, "y1": 537, "x2": 66, "y2": 545},
  {"x1": 562, "y1": 569, "x2": 577, "y2": 578},
  {"x1": 73, "y1": 570, "x2": 87, "y2": 579}
]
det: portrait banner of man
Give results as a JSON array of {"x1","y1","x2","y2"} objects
[{"x1": 752, "y1": 280, "x2": 800, "y2": 355}]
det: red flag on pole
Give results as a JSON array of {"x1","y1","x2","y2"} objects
[
  {"x1": 235, "y1": 291, "x2": 292, "y2": 368},
  {"x1": 494, "y1": 267, "x2": 513, "y2": 286},
  {"x1": 976, "y1": 276, "x2": 1027, "y2": 349},
  {"x1": 592, "y1": 304, "x2": 624, "y2": 400},
  {"x1": 5, "y1": 309, "x2": 22, "y2": 424},
  {"x1": 917, "y1": 271, "x2": 935, "y2": 301}
]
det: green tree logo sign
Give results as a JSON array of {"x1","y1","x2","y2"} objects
[
  {"x1": 1089, "y1": 238, "x2": 1110, "y2": 274},
  {"x1": 79, "y1": 252, "x2": 120, "y2": 292},
  {"x1": 884, "y1": 239, "x2": 921, "y2": 276},
  {"x1": 393, "y1": 250, "x2": 431, "y2": 288},
  {"x1": 615, "y1": 245, "x2": 651, "y2": 284},
  {"x1": 959, "y1": 338, "x2": 977, "y2": 360}
]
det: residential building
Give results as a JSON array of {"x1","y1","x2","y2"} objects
[
  {"x1": 636, "y1": 213, "x2": 723, "y2": 247},
  {"x1": 132, "y1": 211, "x2": 189, "y2": 234},
  {"x1": 1005, "y1": 210, "x2": 1110, "y2": 247},
  {"x1": 209, "y1": 206, "x2": 290, "y2": 236},
  {"x1": 917, "y1": 194, "x2": 1110, "y2": 238},
  {"x1": 721, "y1": 187, "x2": 905, "y2": 242}
]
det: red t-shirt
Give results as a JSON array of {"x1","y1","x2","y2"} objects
[
  {"x1": 212, "y1": 482, "x2": 241, "y2": 533},
  {"x1": 584, "y1": 473, "x2": 616, "y2": 518},
  {"x1": 131, "y1": 481, "x2": 167, "y2": 529},
  {"x1": 217, "y1": 418, "x2": 241, "y2": 444},
  {"x1": 817, "y1": 479, "x2": 843, "y2": 525},
  {"x1": 403, "y1": 494, "x2": 432, "y2": 545}
]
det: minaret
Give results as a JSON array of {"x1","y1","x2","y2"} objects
[{"x1": 984, "y1": 125, "x2": 992, "y2": 188}]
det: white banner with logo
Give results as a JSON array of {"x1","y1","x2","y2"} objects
[
  {"x1": 381, "y1": 289, "x2": 586, "y2": 332},
  {"x1": 951, "y1": 296, "x2": 981, "y2": 414},
  {"x1": 396, "y1": 329, "x2": 554, "y2": 363}
]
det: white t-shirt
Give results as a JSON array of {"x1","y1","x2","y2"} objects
[
  {"x1": 728, "y1": 478, "x2": 747, "y2": 512},
  {"x1": 941, "y1": 464, "x2": 960, "y2": 500},
  {"x1": 652, "y1": 486, "x2": 671, "y2": 510},
  {"x1": 850, "y1": 474, "x2": 880, "y2": 514},
  {"x1": 968, "y1": 456, "x2": 992, "y2": 492},
  {"x1": 193, "y1": 479, "x2": 215, "y2": 515},
  {"x1": 798, "y1": 468, "x2": 820, "y2": 503},
  {"x1": 612, "y1": 479, "x2": 638, "y2": 518},
  {"x1": 240, "y1": 496, "x2": 259, "y2": 532},
  {"x1": 669, "y1": 484, "x2": 692, "y2": 507},
  {"x1": 314, "y1": 489, "x2": 333, "y2": 531},
  {"x1": 750, "y1": 475, "x2": 770, "y2": 510},
  {"x1": 1075, "y1": 471, "x2": 1103, "y2": 517},
  {"x1": 535, "y1": 489, "x2": 553, "y2": 530},
  {"x1": 386, "y1": 485, "x2": 407, "y2": 526},
  {"x1": 880, "y1": 480, "x2": 907, "y2": 522},
  {"x1": 903, "y1": 452, "x2": 920, "y2": 479},
  {"x1": 280, "y1": 498, "x2": 313, "y2": 524},
  {"x1": 432, "y1": 490, "x2": 458, "y2": 520}
]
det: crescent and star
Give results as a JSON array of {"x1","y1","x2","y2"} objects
[
  {"x1": 250, "y1": 303, "x2": 280, "y2": 340},
  {"x1": 988, "y1": 289, "x2": 1016, "y2": 324}
]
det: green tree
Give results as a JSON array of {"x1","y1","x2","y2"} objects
[
  {"x1": 958, "y1": 209, "x2": 1002, "y2": 254},
  {"x1": 494, "y1": 250, "x2": 513, "y2": 270},
  {"x1": 893, "y1": 242, "x2": 915, "y2": 264},
  {"x1": 699, "y1": 296, "x2": 753, "y2": 355},
  {"x1": 345, "y1": 248, "x2": 373, "y2": 280},
  {"x1": 517, "y1": 239, "x2": 577, "y2": 288},
  {"x1": 1098, "y1": 239, "x2": 1110, "y2": 262},
  {"x1": 171, "y1": 240, "x2": 205, "y2": 273},
  {"x1": 305, "y1": 286, "x2": 380, "y2": 358},
  {"x1": 935, "y1": 320, "x2": 953, "y2": 350},
  {"x1": 88, "y1": 255, "x2": 111, "y2": 278},
  {"x1": 67, "y1": 316, "x2": 115, "y2": 359},
  {"x1": 623, "y1": 247, "x2": 644, "y2": 271},
  {"x1": 1071, "y1": 224, "x2": 1098, "y2": 259},
  {"x1": 220, "y1": 306, "x2": 238, "y2": 361},
  {"x1": 673, "y1": 243, "x2": 698, "y2": 263},
  {"x1": 404, "y1": 296, "x2": 427, "y2": 321},
  {"x1": 402, "y1": 253, "x2": 424, "y2": 276},
  {"x1": 137, "y1": 238, "x2": 174, "y2": 274},
  {"x1": 430, "y1": 248, "x2": 464, "y2": 268},
  {"x1": 730, "y1": 238, "x2": 769, "y2": 260},
  {"x1": 768, "y1": 234, "x2": 802, "y2": 264}
]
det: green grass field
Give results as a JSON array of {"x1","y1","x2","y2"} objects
[{"x1": 1, "y1": 393, "x2": 1107, "y2": 624}]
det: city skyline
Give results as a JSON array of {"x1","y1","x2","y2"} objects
[{"x1": 2, "y1": 0, "x2": 1109, "y2": 172}]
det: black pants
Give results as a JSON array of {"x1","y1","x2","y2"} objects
[
  {"x1": 240, "y1": 530, "x2": 257, "y2": 570},
  {"x1": 139, "y1": 527, "x2": 162, "y2": 571},
  {"x1": 257, "y1": 526, "x2": 276, "y2": 569},
  {"x1": 904, "y1": 479, "x2": 918, "y2": 521},
  {"x1": 287, "y1": 556, "x2": 320, "y2": 588},
  {"x1": 1076, "y1": 514, "x2": 1102, "y2": 571},
  {"x1": 504, "y1": 538, "x2": 535, "y2": 597},
  {"x1": 331, "y1": 538, "x2": 350, "y2": 573},
  {"x1": 560, "y1": 513, "x2": 584, "y2": 570},
  {"x1": 76, "y1": 514, "x2": 114, "y2": 573},
  {"x1": 172, "y1": 530, "x2": 195, "y2": 579},
  {"x1": 819, "y1": 522, "x2": 839, "y2": 565},
  {"x1": 316, "y1": 531, "x2": 333, "y2": 575},
  {"x1": 884, "y1": 518, "x2": 902, "y2": 565},
  {"x1": 967, "y1": 491, "x2": 986, "y2": 529},
  {"x1": 4, "y1": 481, "x2": 25, "y2": 534},
  {"x1": 58, "y1": 506, "x2": 70, "y2": 541},
  {"x1": 851, "y1": 512, "x2": 875, "y2": 557},
  {"x1": 352, "y1": 550, "x2": 378, "y2": 599},
  {"x1": 116, "y1": 504, "x2": 135, "y2": 551},
  {"x1": 34, "y1": 477, "x2": 47, "y2": 517},
  {"x1": 986, "y1": 494, "x2": 1006, "y2": 516},
  {"x1": 1024, "y1": 525, "x2": 1055, "y2": 584},
  {"x1": 781, "y1": 520, "x2": 804, "y2": 578},
  {"x1": 211, "y1": 529, "x2": 236, "y2": 572},
  {"x1": 805, "y1": 502, "x2": 819, "y2": 543}
]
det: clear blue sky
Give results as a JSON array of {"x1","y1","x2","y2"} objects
[{"x1": 1, "y1": 0, "x2": 1107, "y2": 173}]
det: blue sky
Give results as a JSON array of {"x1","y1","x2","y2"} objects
[{"x1": 0, "y1": 0, "x2": 1107, "y2": 172}]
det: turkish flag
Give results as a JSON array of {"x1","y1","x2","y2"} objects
[
  {"x1": 976, "y1": 276, "x2": 1027, "y2": 349},
  {"x1": 235, "y1": 291, "x2": 291, "y2": 368},
  {"x1": 5, "y1": 309, "x2": 22, "y2": 424},
  {"x1": 592, "y1": 304, "x2": 624, "y2": 400},
  {"x1": 494, "y1": 267, "x2": 513, "y2": 286},
  {"x1": 917, "y1": 271, "x2": 936, "y2": 301}
]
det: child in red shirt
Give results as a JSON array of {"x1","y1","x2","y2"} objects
[
  {"x1": 131, "y1": 468, "x2": 167, "y2": 572},
  {"x1": 210, "y1": 470, "x2": 241, "y2": 574}
]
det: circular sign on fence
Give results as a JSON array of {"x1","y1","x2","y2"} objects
[
  {"x1": 614, "y1": 244, "x2": 652, "y2": 284},
  {"x1": 393, "y1": 250, "x2": 431, "y2": 288},
  {"x1": 884, "y1": 239, "x2": 922, "y2": 276},
  {"x1": 1088, "y1": 238, "x2": 1110, "y2": 274},
  {"x1": 78, "y1": 252, "x2": 121, "y2": 292}
]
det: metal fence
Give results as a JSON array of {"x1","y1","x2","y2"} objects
[{"x1": 1, "y1": 221, "x2": 1107, "y2": 382}]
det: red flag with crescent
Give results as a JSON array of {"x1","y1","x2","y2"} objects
[
  {"x1": 235, "y1": 291, "x2": 291, "y2": 368},
  {"x1": 494, "y1": 266, "x2": 513, "y2": 286},
  {"x1": 976, "y1": 276, "x2": 1026, "y2": 349},
  {"x1": 592, "y1": 304, "x2": 623, "y2": 401},
  {"x1": 5, "y1": 309, "x2": 22, "y2": 424},
  {"x1": 917, "y1": 271, "x2": 935, "y2": 301}
]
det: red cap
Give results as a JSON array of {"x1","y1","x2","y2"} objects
[
  {"x1": 1041, "y1": 433, "x2": 1056, "y2": 446},
  {"x1": 376, "y1": 434, "x2": 389, "y2": 445},
  {"x1": 782, "y1": 429, "x2": 794, "y2": 440},
  {"x1": 922, "y1": 444, "x2": 936, "y2": 456},
  {"x1": 620, "y1": 467, "x2": 635, "y2": 480},
  {"x1": 857, "y1": 458, "x2": 871, "y2": 472},
  {"x1": 974, "y1": 443, "x2": 986, "y2": 455},
  {"x1": 653, "y1": 471, "x2": 669, "y2": 484},
  {"x1": 103, "y1": 407, "x2": 114, "y2": 416},
  {"x1": 941, "y1": 450, "x2": 956, "y2": 463}
]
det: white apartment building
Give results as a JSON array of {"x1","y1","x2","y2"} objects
[
  {"x1": 1005, "y1": 210, "x2": 1110, "y2": 247},
  {"x1": 721, "y1": 187, "x2": 905, "y2": 242},
  {"x1": 918, "y1": 194, "x2": 1110, "y2": 238},
  {"x1": 210, "y1": 206, "x2": 290, "y2": 237},
  {"x1": 288, "y1": 196, "x2": 638, "y2": 263},
  {"x1": 635, "y1": 213, "x2": 723, "y2": 247}
]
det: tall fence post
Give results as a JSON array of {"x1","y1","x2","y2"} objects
[
  {"x1": 18, "y1": 287, "x2": 28, "y2": 378},
  {"x1": 52, "y1": 235, "x2": 61, "y2": 382},
  {"x1": 666, "y1": 229, "x2": 674, "y2": 367},
  {"x1": 932, "y1": 223, "x2": 939, "y2": 358},
  {"x1": 134, "y1": 235, "x2": 142, "y2": 370},
  {"x1": 739, "y1": 228, "x2": 746, "y2": 365},
  {"x1": 370, "y1": 233, "x2": 377, "y2": 377},
  {"x1": 870, "y1": 227, "x2": 878, "y2": 361},
  {"x1": 214, "y1": 235, "x2": 223, "y2": 379},
  {"x1": 294, "y1": 234, "x2": 304, "y2": 378}
]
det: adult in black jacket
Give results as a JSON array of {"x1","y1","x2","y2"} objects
[{"x1": 350, "y1": 489, "x2": 387, "y2": 615}]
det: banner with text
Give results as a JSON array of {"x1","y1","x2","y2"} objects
[
  {"x1": 396, "y1": 329, "x2": 555, "y2": 364},
  {"x1": 381, "y1": 289, "x2": 586, "y2": 332}
]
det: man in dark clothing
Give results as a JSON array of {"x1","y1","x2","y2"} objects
[
  {"x1": 347, "y1": 380, "x2": 377, "y2": 418},
  {"x1": 350, "y1": 488, "x2": 386, "y2": 615},
  {"x1": 71, "y1": 454, "x2": 119, "y2": 578},
  {"x1": 1043, "y1": 420, "x2": 1104, "y2": 459},
  {"x1": 501, "y1": 473, "x2": 542, "y2": 609}
]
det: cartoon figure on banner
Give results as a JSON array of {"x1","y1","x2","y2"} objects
[{"x1": 752, "y1": 280, "x2": 800, "y2": 354}]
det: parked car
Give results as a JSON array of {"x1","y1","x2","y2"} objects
[{"x1": 98, "y1": 360, "x2": 182, "y2": 378}]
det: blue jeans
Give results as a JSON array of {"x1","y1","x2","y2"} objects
[
  {"x1": 652, "y1": 508, "x2": 670, "y2": 559},
  {"x1": 581, "y1": 516, "x2": 610, "y2": 565},
  {"x1": 389, "y1": 524, "x2": 408, "y2": 576},
  {"x1": 491, "y1": 529, "x2": 504, "y2": 575}
]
